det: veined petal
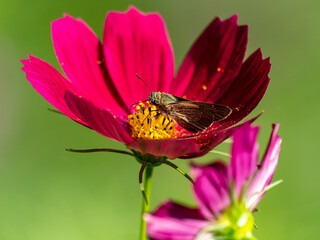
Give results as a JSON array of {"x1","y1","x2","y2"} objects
[
  {"x1": 191, "y1": 162, "x2": 230, "y2": 220},
  {"x1": 21, "y1": 55, "x2": 85, "y2": 124},
  {"x1": 52, "y1": 14, "x2": 127, "y2": 116},
  {"x1": 246, "y1": 123, "x2": 281, "y2": 210},
  {"x1": 172, "y1": 15, "x2": 247, "y2": 102},
  {"x1": 103, "y1": 7, "x2": 174, "y2": 107},
  {"x1": 146, "y1": 201, "x2": 207, "y2": 240},
  {"x1": 230, "y1": 123, "x2": 260, "y2": 199},
  {"x1": 210, "y1": 49, "x2": 271, "y2": 132},
  {"x1": 65, "y1": 91, "x2": 134, "y2": 144},
  {"x1": 179, "y1": 113, "x2": 262, "y2": 159}
]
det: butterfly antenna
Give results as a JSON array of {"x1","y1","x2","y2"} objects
[
  {"x1": 163, "y1": 160, "x2": 194, "y2": 184},
  {"x1": 139, "y1": 161, "x2": 149, "y2": 205},
  {"x1": 136, "y1": 74, "x2": 153, "y2": 92}
]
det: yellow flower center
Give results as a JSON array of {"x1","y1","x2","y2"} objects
[
  {"x1": 128, "y1": 101, "x2": 178, "y2": 140},
  {"x1": 218, "y1": 206, "x2": 255, "y2": 239},
  {"x1": 196, "y1": 203, "x2": 256, "y2": 240},
  {"x1": 208, "y1": 203, "x2": 256, "y2": 240}
]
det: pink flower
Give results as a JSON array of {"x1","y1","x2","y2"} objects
[
  {"x1": 146, "y1": 123, "x2": 282, "y2": 240},
  {"x1": 21, "y1": 7, "x2": 271, "y2": 159}
]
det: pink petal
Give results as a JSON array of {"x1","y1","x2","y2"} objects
[
  {"x1": 230, "y1": 123, "x2": 260, "y2": 199},
  {"x1": 21, "y1": 55, "x2": 86, "y2": 125},
  {"x1": 52, "y1": 14, "x2": 127, "y2": 116},
  {"x1": 103, "y1": 7, "x2": 174, "y2": 107},
  {"x1": 209, "y1": 49, "x2": 271, "y2": 132},
  {"x1": 146, "y1": 201, "x2": 207, "y2": 240},
  {"x1": 172, "y1": 15, "x2": 247, "y2": 102},
  {"x1": 246, "y1": 123, "x2": 282, "y2": 209},
  {"x1": 65, "y1": 91, "x2": 134, "y2": 144},
  {"x1": 179, "y1": 112, "x2": 262, "y2": 159},
  {"x1": 191, "y1": 162, "x2": 230, "y2": 220},
  {"x1": 127, "y1": 113, "x2": 261, "y2": 159},
  {"x1": 126, "y1": 137, "x2": 199, "y2": 159},
  {"x1": 126, "y1": 126, "x2": 231, "y2": 159}
]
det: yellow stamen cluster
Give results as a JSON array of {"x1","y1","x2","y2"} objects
[{"x1": 128, "y1": 101, "x2": 178, "y2": 140}]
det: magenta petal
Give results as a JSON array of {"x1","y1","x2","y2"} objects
[
  {"x1": 126, "y1": 137, "x2": 200, "y2": 159},
  {"x1": 230, "y1": 123, "x2": 260, "y2": 199},
  {"x1": 191, "y1": 162, "x2": 230, "y2": 220},
  {"x1": 127, "y1": 113, "x2": 261, "y2": 159},
  {"x1": 52, "y1": 14, "x2": 127, "y2": 116},
  {"x1": 127, "y1": 124, "x2": 234, "y2": 159},
  {"x1": 210, "y1": 49, "x2": 271, "y2": 131},
  {"x1": 65, "y1": 91, "x2": 134, "y2": 144},
  {"x1": 146, "y1": 201, "x2": 207, "y2": 240},
  {"x1": 179, "y1": 113, "x2": 262, "y2": 159},
  {"x1": 172, "y1": 15, "x2": 247, "y2": 102},
  {"x1": 103, "y1": 7, "x2": 174, "y2": 107},
  {"x1": 246, "y1": 123, "x2": 282, "y2": 209},
  {"x1": 21, "y1": 55, "x2": 86, "y2": 124}
]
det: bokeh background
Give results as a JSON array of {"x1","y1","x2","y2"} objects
[{"x1": 1, "y1": 0, "x2": 319, "y2": 239}]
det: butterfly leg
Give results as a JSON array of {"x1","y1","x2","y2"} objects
[
  {"x1": 141, "y1": 106, "x2": 152, "y2": 124},
  {"x1": 163, "y1": 118, "x2": 173, "y2": 131},
  {"x1": 148, "y1": 109, "x2": 161, "y2": 128},
  {"x1": 149, "y1": 111, "x2": 171, "y2": 134},
  {"x1": 129, "y1": 100, "x2": 149, "y2": 113}
]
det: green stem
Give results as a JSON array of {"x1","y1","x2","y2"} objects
[{"x1": 139, "y1": 164, "x2": 153, "y2": 240}]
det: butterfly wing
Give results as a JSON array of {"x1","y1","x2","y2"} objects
[{"x1": 164, "y1": 101, "x2": 231, "y2": 133}]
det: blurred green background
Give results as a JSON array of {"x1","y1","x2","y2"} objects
[{"x1": 1, "y1": 0, "x2": 319, "y2": 239}]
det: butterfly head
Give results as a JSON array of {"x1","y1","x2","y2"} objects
[{"x1": 148, "y1": 92, "x2": 161, "y2": 106}]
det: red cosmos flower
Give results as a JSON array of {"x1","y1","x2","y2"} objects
[{"x1": 21, "y1": 7, "x2": 271, "y2": 159}]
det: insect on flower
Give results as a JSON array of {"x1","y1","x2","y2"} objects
[
  {"x1": 21, "y1": 6, "x2": 272, "y2": 204},
  {"x1": 21, "y1": 7, "x2": 271, "y2": 159},
  {"x1": 133, "y1": 75, "x2": 232, "y2": 133}
]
